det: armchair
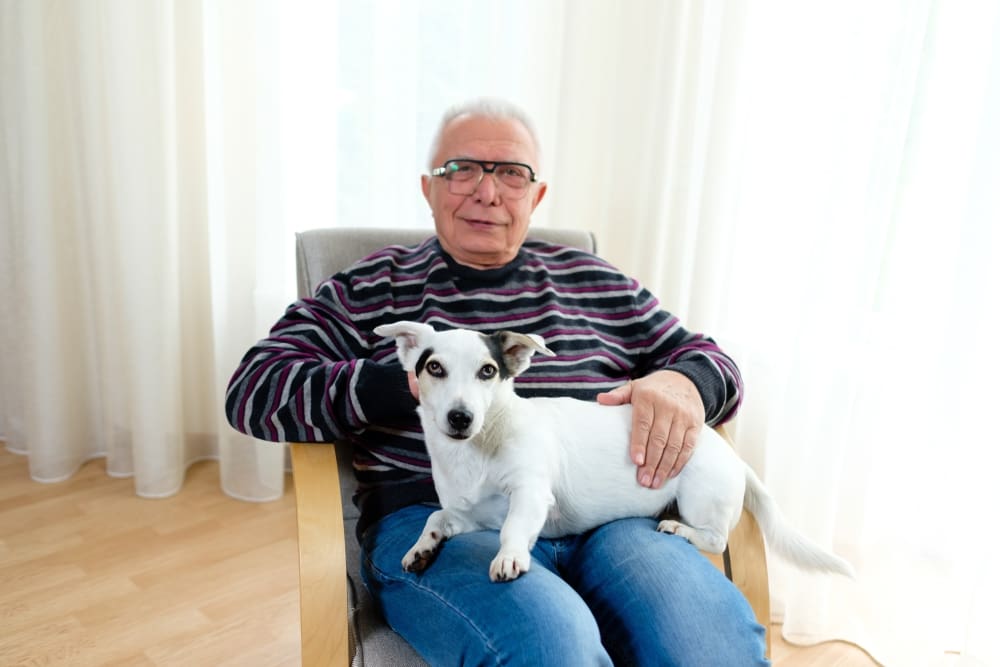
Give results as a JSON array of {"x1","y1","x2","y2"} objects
[{"x1": 289, "y1": 226, "x2": 771, "y2": 666}]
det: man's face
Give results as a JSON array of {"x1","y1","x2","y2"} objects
[{"x1": 421, "y1": 115, "x2": 547, "y2": 269}]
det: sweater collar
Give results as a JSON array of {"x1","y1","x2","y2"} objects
[{"x1": 433, "y1": 239, "x2": 526, "y2": 283}]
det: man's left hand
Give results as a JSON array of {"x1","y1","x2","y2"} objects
[{"x1": 597, "y1": 370, "x2": 705, "y2": 489}]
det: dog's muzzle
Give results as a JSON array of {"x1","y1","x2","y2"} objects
[{"x1": 446, "y1": 408, "x2": 473, "y2": 439}]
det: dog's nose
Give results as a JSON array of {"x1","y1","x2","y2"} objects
[{"x1": 447, "y1": 409, "x2": 473, "y2": 432}]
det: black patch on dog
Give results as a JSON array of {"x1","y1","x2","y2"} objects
[
  {"x1": 483, "y1": 333, "x2": 513, "y2": 380},
  {"x1": 414, "y1": 347, "x2": 434, "y2": 377}
]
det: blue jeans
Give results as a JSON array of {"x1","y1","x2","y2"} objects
[{"x1": 361, "y1": 504, "x2": 769, "y2": 666}]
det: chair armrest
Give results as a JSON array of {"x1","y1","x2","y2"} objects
[
  {"x1": 725, "y1": 507, "x2": 772, "y2": 656},
  {"x1": 290, "y1": 443, "x2": 350, "y2": 667},
  {"x1": 707, "y1": 425, "x2": 772, "y2": 658}
]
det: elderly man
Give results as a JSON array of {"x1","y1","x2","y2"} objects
[{"x1": 226, "y1": 98, "x2": 767, "y2": 666}]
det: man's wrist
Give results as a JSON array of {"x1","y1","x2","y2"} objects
[{"x1": 354, "y1": 361, "x2": 419, "y2": 425}]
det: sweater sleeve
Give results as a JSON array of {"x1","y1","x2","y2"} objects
[
  {"x1": 224, "y1": 281, "x2": 418, "y2": 443},
  {"x1": 630, "y1": 287, "x2": 744, "y2": 426}
]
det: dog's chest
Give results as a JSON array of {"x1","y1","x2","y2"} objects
[{"x1": 429, "y1": 444, "x2": 509, "y2": 524}]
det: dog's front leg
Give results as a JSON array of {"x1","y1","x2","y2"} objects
[
  {"x1": 490, "y1": 485, "x2": 553, "y2": 582},
  {"x1": 402, "y1": 508, "x2": 477, "y2": 573}
]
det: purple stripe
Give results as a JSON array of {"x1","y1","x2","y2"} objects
[
  {"x1": 626, "y1": 316, "x2": 682, "y2": 350},
  {"x1": 351, "y1": 240, "x2": 434, "y2": 270},
  {"x1": 330, "y1": 282, "x2": 395, "y2": 316},
  {"x1": 423, "y1": 299, "x2": 658, "y2": 328},
  {"x1": 315, "y1": 283, "x2": 653, "y2": 322},
  {"x1": 296, "y1": 374, "x2": 307, "y2": 433},
  {"x1": 336, "y1": 283, "x2": 636, "y2": 317},
  {"x1": 547, "y1": 351, "x2": 630, "y2": 372},
  {"x1": 523, "y1": 255, "x2": 584, "y2": 267},
  {"x1": 516, "y1": 375, "x2": 617, "y2": 384},
  {"x1": 667, "y1": 338, "x2": 721, "y2": 363},
  {"x1": 266, "y1": 335, "x2": 335, "y2": 360},
  {"x1": 353, "y1": 264, "x2": 439, "y2": 289},
  {"x1": 354, "y1": 267, "x2": 393, "y2": 286},
  {"x1": 323, "y1": 365, "x2": 340, "y2": 427},
  {"x1": 344, "y1": 359, "x2": 361, "y2": 425},
  {"x1": 264, "y1": 363, "x2": 295, "y2": 441},
  {"x1": 459, "y1": 283, "x2": 635, "y2": 297},
  {"x1": 297, "y1": 293, "x2": 378, "y2": 333},
  {"x1": 375, "y1": 451, "x2": 431, "y2": 468},
  {"x1": 238, "y1": 355, "x2": 285, "y2": 434}
]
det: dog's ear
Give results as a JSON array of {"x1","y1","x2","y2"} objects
[
  {"x1": 373, "y1": 321, "x2": 436, "y2": 371},
  {"x1": 498, "y1": 331, "x2": 555, "y2": 377}
]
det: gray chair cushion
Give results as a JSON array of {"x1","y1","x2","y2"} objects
[{"x1": 344, "y1": 517, "x2": 428, "y2": 666}]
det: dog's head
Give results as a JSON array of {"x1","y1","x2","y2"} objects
[{"x1": 374, "y1": 321, "x2": 554, "y2": 440}]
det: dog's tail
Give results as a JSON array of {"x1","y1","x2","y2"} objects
[{"x1": 742, "y1": 464, "x2": 855, "y2": 578}]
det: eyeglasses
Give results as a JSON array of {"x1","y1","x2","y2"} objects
[{"x1": 430, "y1": 159, "x2": 538, "y2": 199}]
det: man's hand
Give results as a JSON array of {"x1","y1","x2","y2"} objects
[
  {"x1": 597, "y1": 370, "x2": 705, "y2": 488},
  {"x1": 408, "y1": 371, "x2": 419, "y2": 400}
]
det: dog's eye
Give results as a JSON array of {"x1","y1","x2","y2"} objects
[
  {"x1": 426, "y1": 360, "x2": 446, "y2": 377},
  {"x1": 477, "y1": 364, "x2": 497, "y2": 380}
]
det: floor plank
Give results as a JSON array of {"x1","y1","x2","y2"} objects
[{"x1": 1, "y1": 447, "x2": 299, "y2": 667}]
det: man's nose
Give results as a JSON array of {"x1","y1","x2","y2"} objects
[{"x1": 472, "y1": 171, "x2": 501, "y2": 205}]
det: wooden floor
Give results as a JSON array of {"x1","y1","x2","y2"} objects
[{"x1": 0, "y1": 445, "x2": 879, "y2": 666}]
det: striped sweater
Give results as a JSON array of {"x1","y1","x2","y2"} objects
[{"x1": 225, "y1": 236, "x2": 743, "y2": 537}]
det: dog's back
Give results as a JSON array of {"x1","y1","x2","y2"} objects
[{"x1": 512, "y1": 396, "x2": 691, "y2": 537}]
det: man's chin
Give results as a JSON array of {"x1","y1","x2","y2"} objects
[{"x1": 438, "y1": 225, "x2": 520, "y2": 268}]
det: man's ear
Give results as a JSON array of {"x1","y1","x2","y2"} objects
[
  {"x1": 529, "y1": 180, "x2": 547, "y2": 212},
  {"x1": 420, "y1": 174, "x2": 432, "y2": 205},
  {"x1": 373, "y1": 321, "x2": 436, "y2": 371},
  {"x1": 498, "y1": 331, "x2": 555, "y2": 377}
]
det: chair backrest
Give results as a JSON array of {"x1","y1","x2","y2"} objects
[
  {"x1": 293, "y1": 226, "x2": 597, "y2": 521},
  {"x1": 295, "y1": 226, "x2": 596, "y2": 299}
]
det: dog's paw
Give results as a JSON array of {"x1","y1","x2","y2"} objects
[
  {"x1": 489, "y1": 550, "x2": 531, "y2": 582},
  {"x1": 401, "y1": 536, "x2": 444, "y2": 573},
  {"x1": 657, "y1": 519, "x2": 684, "y2": 536},
  {"x1": 657, "y1": 519, "x2": 727, "y2": 553}
]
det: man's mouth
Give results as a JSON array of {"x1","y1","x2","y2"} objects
[{"x1": 463, "y1": 218, "x2": 506, "y2": 228}]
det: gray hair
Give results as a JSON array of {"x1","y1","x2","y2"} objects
[{"x1": 426, "y1": 97, "x2": 542, "y2": 171}]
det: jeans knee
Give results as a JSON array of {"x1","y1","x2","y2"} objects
[
  {"x1": 506, "y1": 614, "x2": 610, "y2": 667},
  {"x1": 361, "y1": 511, "x2": 614, "y2": 667},
  {"x1": 373, "y1": 579, "x2": 612, "y2": 667}
]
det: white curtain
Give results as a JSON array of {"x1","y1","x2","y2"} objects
[
  {"x1": 720, "y1": 5, "x2": 1000, "y2": 665},
  {"x1": 2, "y1": 1, "x2": 997, "y2": 664},
  {"x1": 1, "y1": 0, "x2": 286, "y2": 500}
]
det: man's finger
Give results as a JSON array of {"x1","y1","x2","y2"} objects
[
  {"x1": 629, "y1": 401, "x2": 653, "y2": 467},
  {"x1": 655, "y1": 419, "x2": 689, "y2": 484},
  {"x1": 650, "y1": 437, "x2": 682, "y2": 488},
  {"x1": 667, "y1": 439, "x2": 697, "y2": 480},
  {"x1": 597, "y1": 381, "x2": 632, "y2": 406}
]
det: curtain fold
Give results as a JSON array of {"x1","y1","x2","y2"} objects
[
  {"x1": 2, "y1": 1, "x2": 997, "y2": 663},
  {"x1": 0, "y1": 0, "x2": 286, "y2": 499}
]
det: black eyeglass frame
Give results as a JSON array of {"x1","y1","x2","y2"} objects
[{"x1": 430, "y1": 158, "x2": 539, "y2": 186}]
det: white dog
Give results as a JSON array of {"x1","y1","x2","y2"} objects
[{"x1": 375, "y1": 321, "x2": 854, "y2": 582}]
